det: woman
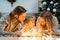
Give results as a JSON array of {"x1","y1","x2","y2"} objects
[
  {"x1": 1, "y1": 6, "x2": 27, "y2": 36},
  {"x1": 36, "y1": 11, "x2": 59, "y2": 36}
]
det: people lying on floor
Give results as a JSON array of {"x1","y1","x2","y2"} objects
[
  {"x1": 0, "y1": 6, "x2": 27, "y2": 36},
  {"x1": 12, "y1": 11, "x2": 59, "y2": 37},
  {"x1": 36, "y1": 11, "x2": 59, "y2": 36}
]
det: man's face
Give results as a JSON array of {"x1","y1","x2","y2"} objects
[{"x1": 18, "y1": 13, "x2": 26, "y2": 22}]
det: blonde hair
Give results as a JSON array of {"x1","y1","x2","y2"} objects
[
  {"x1": 23, "y1": 16, "x2": 35, "y2": 31},
  {"x1": 40, "y1": 11, "x2": 54, "y2": 35}
]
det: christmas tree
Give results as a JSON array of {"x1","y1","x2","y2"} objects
[{"x1": 39, "y1": 0, "x2": 60, "y2": 24}]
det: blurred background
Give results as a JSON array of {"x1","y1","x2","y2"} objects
[
  {"x1": 0, "y1": 0, "x2": 38, "y2": 26},
  {"x1": 0, "y1": 0, "x2": 60, "y2": 28},
  {"x1": 38, "y1": 0, "x2": 60, "y2": 24}
]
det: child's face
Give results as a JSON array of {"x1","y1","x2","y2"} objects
[
  {"x1": 38, "y1": 17, "x2": 46, "y2": 25},
  {"x1": 24, "y1": 18, "x2": 35, "y2": 28},
  {"x1": 29, "y1": 18, "x2": 35, "y2": 26},
  {"x1": 23, "y1": 18, "x2": 35, "y2": 31},
  {"x1": 29, "y1": 18, "x2": 34, "y2": 23}
]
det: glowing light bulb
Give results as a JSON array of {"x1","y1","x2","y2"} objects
[
  {"x1": 53, "y1": 8, "x2": 57, "y2": 12},
  {"x1": 43, "y1": 1, "x2": 47, "y2": 5},
  {"x1": 50, "y1": 1, "x2": 53, "y2": 4},
  {"x1": 47, "y1": 8, "x2": 50, "y2": 11}
]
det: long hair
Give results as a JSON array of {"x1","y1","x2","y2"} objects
[
  {"x1": 5, "y1": 6, "x2": 26, "y2": 32},
  {"x1": 9, "y1": 6, "x2": 26, "y2": 19},
  {"x1": 40, "y1": 11, "x2": 54, "y2": 35}
]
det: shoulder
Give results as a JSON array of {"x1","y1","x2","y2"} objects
[
  {"x1": 53, "y1": 16, "x2": 58, "y2": 23},
  {"x1": 3, "y1": 15, "x2": 11, "y2": 24},
  {"x1": 53, "y1": 16, "x2": 59, "y2": 27},
  {"x1": 53, "y1": 16, "x2": 58, "y2": 20}
]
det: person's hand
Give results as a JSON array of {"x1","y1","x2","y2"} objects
[{"x1": 12, "y1": 31, "x2": 22, "y2": 37}]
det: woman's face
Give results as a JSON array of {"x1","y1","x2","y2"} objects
[
  {"x1": 18, "y1": 13, "x2": 26, "y2": 22},
  {"x1": 39, "y1": 17, "x2": 46, "y2": 25}
]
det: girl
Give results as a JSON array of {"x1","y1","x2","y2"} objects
[
  {"x1": 1, "y1": 6, "x2": 27, "y2": 36},
  {"x1": 36, "y1": 11, "x2": 59, "y2": 36},
  {"x1": 20, "y1": 16, "x2": 39, "y2": 36}
]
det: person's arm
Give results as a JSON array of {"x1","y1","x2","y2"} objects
[
  {"x1": 1, "y1": 19, "x2": 8, "y2": 31},
  {"x1": 16, "y1": 23, "x2": 23, "y2": 31},
  {"x1": 0, "y1": 30, "x2": 12, "y2": 35},
  {"x1": 0, "y1": 22, "x2": 12, "y2": 36},
  {"x1": 0, "y1": 20, "x2": 12, "y2": 35}
]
